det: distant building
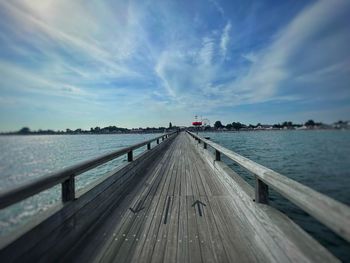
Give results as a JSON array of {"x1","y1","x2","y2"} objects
[
  {"x1": 333, "y1": 121, "x2": 349, "y2": 130},
  {"x1": 255, "y1": 124, "x2": 273, "y2": 130}
]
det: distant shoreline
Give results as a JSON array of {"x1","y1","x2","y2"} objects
[
  {"x1": 1, "y1": 120, "x2": 349, "y2": 135},
  {"x1": 0, "y1": 131, "x2": 166, "y2": 136},
  {"x1": 2, "y1": 128, "x2": 349, "y2": 136}
]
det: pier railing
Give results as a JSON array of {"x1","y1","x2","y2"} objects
[
  {"x1": 187, "y1": 131, "x2": 350, "y2": 243},
  {"x1": 0, "y1": 132, "x2": 177, "y2": 209}
]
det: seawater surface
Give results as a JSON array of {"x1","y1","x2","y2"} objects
[
  {"x1": 0, "y1": 134, "x2": 159, "y2": 238},
  {"x1": 201, "y1": 130, "x2": 350, "y2": 261}
]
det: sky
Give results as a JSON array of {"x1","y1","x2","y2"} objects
[{"x1": 0, "y1": 0, "x2": 349, "y2": 131}]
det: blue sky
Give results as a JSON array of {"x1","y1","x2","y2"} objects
[{"x1": 0, "y1": 0, "x2": 349, "y2": 131}]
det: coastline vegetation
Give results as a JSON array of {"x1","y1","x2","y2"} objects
[
  {"x1": 201, "y1": 120, "x2": 349, "y2": 131},
  {"x1": 0, "y1": 124, "x2": 177, "y2": 135},
  {"x1": 1, "y1": 120, "x2": 349, "y2": 135}
]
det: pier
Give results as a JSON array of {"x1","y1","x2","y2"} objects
[{"x1": 0, "y1": 131, "x2": 349, "y2": 262}]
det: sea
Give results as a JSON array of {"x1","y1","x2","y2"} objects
[{"x1": 0, "y1": 131, "x2": 349, "y2": 260}]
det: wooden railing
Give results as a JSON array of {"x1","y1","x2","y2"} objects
[
  {"x1": 187, "y1": 131, "x2": 350, "y2": 243},
  {"x1": 0, "y1": 132, "x2": 177, "y2": 209}
]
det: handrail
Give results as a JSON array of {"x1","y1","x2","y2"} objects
[
  {"x1": 187, "y1": 130, "x2": 350, "y2": 243},
  {"x1": 0, "y1": 132, "x2": 177, "y2": 209}
]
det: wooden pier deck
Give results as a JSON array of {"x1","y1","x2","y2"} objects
[
  {"x1": 75, "y1": 132, "x2": 333, "y2": 263},
  {"x1": 0, "y1": 131, "x2": 349, "y2": 262}
]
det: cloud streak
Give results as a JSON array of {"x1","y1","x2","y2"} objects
[
  {"x1": 0, "y1": 0, "x2": 349, "y2": 130},
  {"x1": 220, "y1": 22, "x2": 231, "y2": 58}
]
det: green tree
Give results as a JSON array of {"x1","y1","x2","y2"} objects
[
  {"x1": 305, "y1": 120, "x2": 315, "y2": 126},
  {"x1": 19, "y1": 127, "x2": 30, "y2": 134},
  {"x1": 232, "y1": 122, "x2": 244, "y2": 130},
  {"x1": 214, "y1": 121, "x2": 224, "y2": 129},
  {"x1": 282, "y1": 121, "x2": 293, "y2": 127},
  {"x1": 226, "y1": 123, "x2": 233, "y2": 130}
]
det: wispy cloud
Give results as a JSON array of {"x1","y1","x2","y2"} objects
[
  {"x1": 0, "y1": 0, "x2": 349, "y2": 130},
  {"x1": 220, "y1": 21, "x2": 231, "y2": 58},
  {"x1": 152, "y1": 0, "x2": 350, "y2": 114},
  {"x1": 0, "y1": 1, "x2": 142, "y2": 77},
  {"x1": 208, "y1": 0, "x2": 225, "y2": 17},
  {"x1": 241, "y1": 52, "x2": 257, "y2": 63},
  {"x1": 225, "y1": 0, "x2": 350, "y2": 103},
  {"x1": 199, "y1": 37, "x2": 215, "y2": 65}
]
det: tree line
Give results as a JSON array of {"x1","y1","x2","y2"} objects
[
  {"x1": 2, "y1": 124, "x2": 177, "y2": 135},
  {"x1": 213, "y1": 119, "x2": 328, "y2": 130}
]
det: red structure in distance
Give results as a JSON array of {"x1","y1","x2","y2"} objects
[{"x1": 192, "y1": 121, "x2": 202, "y2": 126}]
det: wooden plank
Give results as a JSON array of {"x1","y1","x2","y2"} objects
[
  {"x1": 176, "y1": 196, "x2": 189, "y2": 263},
  {"x1": 198, "y1": 196, "x2": 230, "y2": 263},
  {"x1": 163, "y1": 195, "x2": 180, "y2": 263},
  {"x1": 150, "y1": 141, "x2": 182, "y2": 262},
  {"x1": 127, "y1": 138, "x2": 180, "y2": 263},
  {"x1": 187, "y1": 140, "x2": 218, "y2": 262},
  {"x1": 99, "y1": 137, "x2": 178, "y2": 262},
  {"x1": 98, "y1": 159, "x2": 165, "y2": 261},
  {"x1": 146, "y1": 163, "x2": 177, "y2": 262},
  {"x1": 255, "y1": 177, "x2": 269, "y2": 204},
  {"x1": 179, "y1": 145, "x2": 187, "y2": 197},
  {"x1": 186, "y1": 195, "x2": 202, "y2": 263},
  {"x1": 149, "y1": 195, "x2": 173, "y2": 262},
  {"x1": 172, "y1": 145, "x2": 182, "y2": 197},
  {"x1": 190, "y1": 195, "x2": 217, "y2": 263},
  {"x1": 135, "y1": 173, "x2": 172, "y2": 262},
  {"x1": 189, "y1": 152, "x2": 229, "y2": 262},
  {"x1": 187, "y1": 131, "x2": 350, "y2": 243}
]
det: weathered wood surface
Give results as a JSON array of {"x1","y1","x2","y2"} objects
[
  {"x1": 0, "y1": 132, "x2": 342, "y2": 262},
  {"x1": 187, "y1": 131, "x2": 350, "y2": 244}
]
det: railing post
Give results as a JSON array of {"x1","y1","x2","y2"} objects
[
  {"x1": 62, "y1": 175, "x2": 75, "y2": 202},
  {"x1": 255, "y1": 177, "x2": 269, "y2": 204},
  {"x1": 215, "y1": 150, "x2": 221, "y2": 161},
  {"x1": 128, "y1": 150, "x2": 133, "y2": 162},
  {"x1": 204, "y1": 142, "x2": 207, "y2": 149},
  {"x1": 198, "y1": 139, "x2": 201, "y2": 144},
  {"x1": 157, "y1": 139, "x2": 159, "y2": 144},
  {"x1": 147, "y1": 143, "x2": 151, "y2": 150},
  {"x1": 162, "y1": 136, "x2": 164, "y2": 141}
]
